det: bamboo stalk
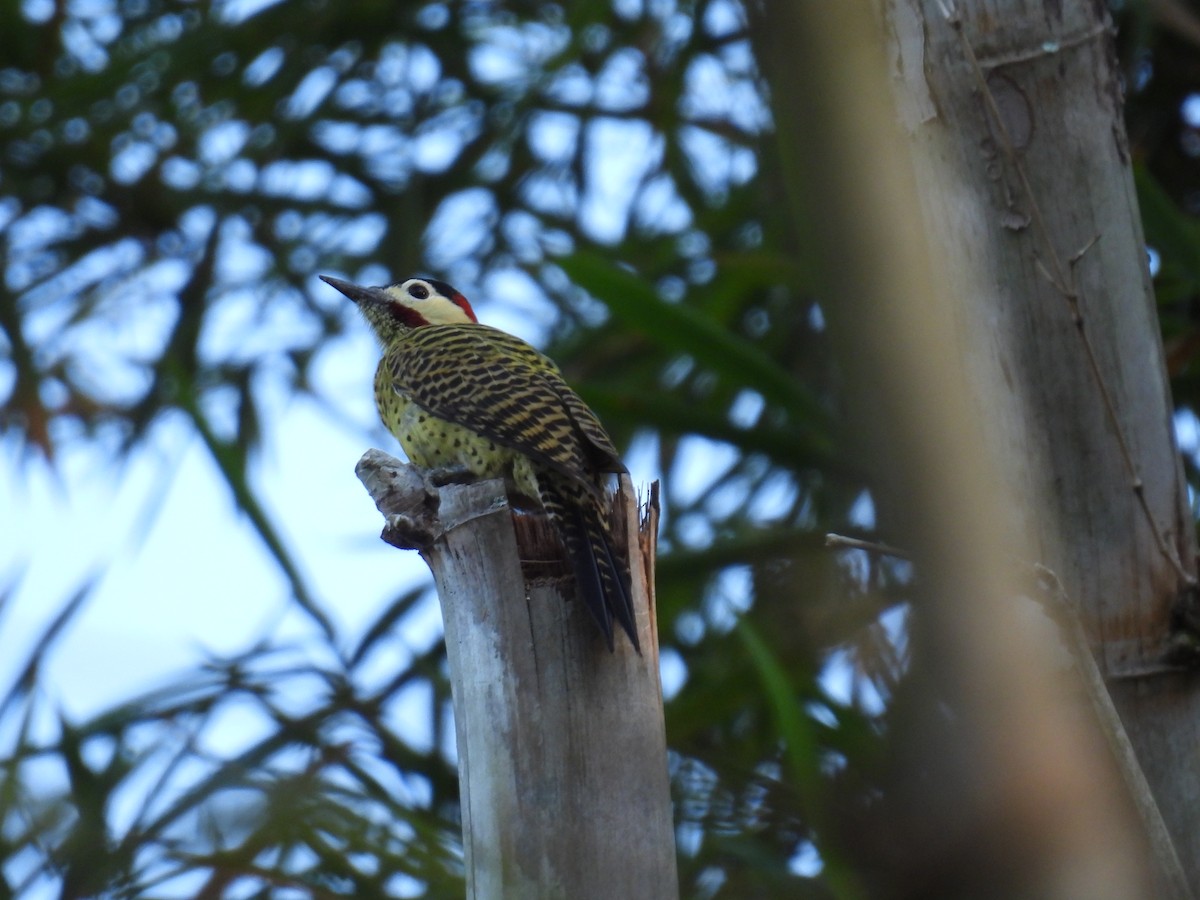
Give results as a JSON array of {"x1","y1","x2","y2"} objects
[{"x1": 357, "y1": 450, "x2": 677, "y2": 899}]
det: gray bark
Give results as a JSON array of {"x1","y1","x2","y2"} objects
[{"x1": 887, "y1": 3, "x2": 1199, "y2": 893}]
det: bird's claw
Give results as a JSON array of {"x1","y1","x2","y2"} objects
[{"x1": 383, "y1": 511, "x2": 437, "y2": 550}]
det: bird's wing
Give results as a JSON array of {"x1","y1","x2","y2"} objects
[
  {"x1": 382, "y1": 324, "x2": 625, "y2": 488},
  {"x1": 558, "y1": 388, "x2": 627, "y2": 474}
]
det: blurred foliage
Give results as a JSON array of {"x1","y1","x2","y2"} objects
[
  {"x1": 1121, "y1": 2, "x2": 1200, "y2": 492},
  {"x1": 1, "y1": 0, "x2": 1196, "y2": 896}
]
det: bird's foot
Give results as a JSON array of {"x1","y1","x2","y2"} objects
[{"x1": 382, "y1": 511, "x2": 438, "y2": 550}]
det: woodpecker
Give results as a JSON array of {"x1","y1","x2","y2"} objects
[{"x1": 321, "y1": 273, "x2": 640, "y2": 653}]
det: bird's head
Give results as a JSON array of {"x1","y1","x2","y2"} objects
[{"x1": 320, "y1": 274, "x2": 478, "y2": 344}]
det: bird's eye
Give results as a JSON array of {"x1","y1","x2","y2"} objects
[{"x1": 408, "y1": 283, "x2": 430, "y2": 300}]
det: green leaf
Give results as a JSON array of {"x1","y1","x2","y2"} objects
[
  {"x1": 736, "y1": 619, "x2": 821, "y2": 807},
  {"x1": 580, "y1": 386, "x2": 843, "y2": 473},
  {"x1": 738, "y1": 619, "x2": 866, "y2": 899},
  {"x1": 1135, "y1": 165, "x2": 1200, "y2": 287},
  {"x1": 558, "y1": 252, "x2": 828, "y2": 424}
]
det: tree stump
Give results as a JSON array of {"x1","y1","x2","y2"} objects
[{"x1": 356, "y1": 449, "x2": 678, "y2": 899}]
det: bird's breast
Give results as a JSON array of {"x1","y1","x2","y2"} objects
[{"x1": 374, "y1": 362, "x2": 537, "y2": 493}]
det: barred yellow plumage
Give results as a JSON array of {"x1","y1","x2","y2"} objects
[{"x1": 321, "y1": 273, "x2": 639, "y2": 652}]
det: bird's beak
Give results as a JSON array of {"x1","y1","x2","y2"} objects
[{"x1": 319, "y1": 275, "x2": 391, "y2": 306}]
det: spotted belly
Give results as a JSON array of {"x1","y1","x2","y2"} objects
[{"x1": 377, "y1": 385, "x2": 541, "y2": 500}]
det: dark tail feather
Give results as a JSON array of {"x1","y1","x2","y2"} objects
[
  {"x1": 543, "y1": 482, "x2": 640, "y2": 653},
  {"x1": 591, "y1": 505, "x2": 640, "y2": 654}
]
